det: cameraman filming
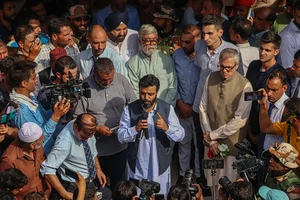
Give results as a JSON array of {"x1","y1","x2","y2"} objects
[
  {"x1": 37, "y1": 55, "x2": 80, "y2": 111},
  {"x1": 9, "y1": 60, "x2": 70, "y2": 155}
]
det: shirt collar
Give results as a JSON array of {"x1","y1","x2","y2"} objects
[
  {"x1": 290, "y1": 20, "x2": 300, "y2": 33},
  {"x1": 252, "y1": 29, "x2": 269, "y2": 37},
  {"x1": 206, "y1": 38, "x2": 225, "y2": 54},
  {"x1": 269, "y1": 93, "x2": 289, "y2": 109},
  {"x1": 236, "y1": 43, "x2": 251, "y2": 48},
  {"x1": 87, "y1": 48, "x2": 108, "y2": 60}
]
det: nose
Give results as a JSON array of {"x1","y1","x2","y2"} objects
[
  {"x1": 203, "y1": 34, "x2": 209, "y2": 41},
  {"x1": 36, "y1": 26, "x2": 41, "y2": 33},
  {"x1": 120, "y1": 30, "x2": 126, "y2": 36}
]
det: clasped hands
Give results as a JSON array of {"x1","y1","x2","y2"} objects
[
  {"x1": 135, "y1": 112, "x2": 169, "y2": 132},
  {"x1": 203, "y1": 131, "x2": 220, "y2": 156}
]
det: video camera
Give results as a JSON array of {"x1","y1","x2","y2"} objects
[
  {"x1": 232, "y1": 139, "x2": 263, "y2": 180},
  {"x1": 182, "y1": 170, "x2": 198, "y2": 197},
  {"x1": 130, "y1": 178, "x2": 160, "y2": 200},
  {"x1": 40, "y1": 72, "x2": 91, "y2": 109}
]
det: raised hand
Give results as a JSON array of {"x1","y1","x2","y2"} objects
[{"x1": 155, "y1": 112, "x2": 168, "y2": 131}]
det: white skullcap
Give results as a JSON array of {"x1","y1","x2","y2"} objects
[{"x1": 18, "y1": 122, "x2": 43, "y2": 143}]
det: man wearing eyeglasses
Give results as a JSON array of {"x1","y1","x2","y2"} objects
[
  {"x1": 200, "y1": 48, "x2": 252, "y2": 191},
  {"x1": 68, "y1": 5, "x2": 90, "y2": 52},
  {"x1": 127, "y1": 24, "x2": 177, "y2": 107}
]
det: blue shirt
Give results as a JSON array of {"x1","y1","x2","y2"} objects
[
  {"x1": 279, "y1": 20, "x2": 300, "y2": 69},
  {"x1": 249, "y1": 30, "x2": 269, "y2": 47},
  {"x1": 40, "y1": 120, "x2": 98, "y2": 182},
  {"x1": 93, "y1": 5, "x2": 141, "y2": 31},
  {"x1": 76, "y1": 47, "x2": 128, "y2": 79},
  {"x1": 10, "y1": 93, "x2": 57, "y2": 155},
  {"x1": 173, "y1": 48, "x2": 200, "y2": 105},
  {"x1": 192, "y1": 39, "x2": 244, "y2": 112}
]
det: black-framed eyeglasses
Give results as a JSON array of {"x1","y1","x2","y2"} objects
[
  {"x1": 141, "y1": 38, "x2": 158, "y2": 45},
  {"x1": 74, "y1": 16, "x2": 89, "y2": 22},
  {"x1": 217, "y1": 63, "x2": 237, "y2": 72}
]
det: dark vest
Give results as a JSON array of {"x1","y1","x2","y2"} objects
[
  {"x1": 206, "y1": 71, "x2": 249, "y2": 156},
  {"x1": 127, "y1": 98, "x2": 173, "y2": 175}
]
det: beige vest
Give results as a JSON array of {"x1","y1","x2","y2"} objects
[{"x1": 207, "y1": 71, "x2": 249, "y2": 156}]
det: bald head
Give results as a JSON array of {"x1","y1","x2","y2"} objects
[
  {"x1": 253, "y1": 7, "x2": 275, "y2": 33},
  {"x1": 88, "y1": 25, "x2": 107, "y2": 58}
]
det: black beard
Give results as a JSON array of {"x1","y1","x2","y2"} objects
[
  {"x1": 2, "y1": 13, "x2": 15, "y2": 23},
  {"x1": 142, "y1": 99, "x2": 156, "y2": 109}
]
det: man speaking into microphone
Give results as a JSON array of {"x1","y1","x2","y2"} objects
[{"x1": 118, "y1": 74, "x2": 185, "y2": 196}]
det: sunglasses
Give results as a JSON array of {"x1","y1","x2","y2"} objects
[{"x1": 74, "y1": 16, "x2": 89, "y2": 22}]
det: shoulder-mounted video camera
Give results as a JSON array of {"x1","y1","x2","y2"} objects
[{"x1": 40, "y1": 72, "x2": 91, "y2": 109}]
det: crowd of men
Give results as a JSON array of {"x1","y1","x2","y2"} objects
[{"x1": 0, "y1": 0, "x2": 300, "y2": 199}]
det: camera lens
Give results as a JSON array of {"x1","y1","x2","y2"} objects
[{"x1": 219, "y1": 176, "x2": 232, "y2": 191}]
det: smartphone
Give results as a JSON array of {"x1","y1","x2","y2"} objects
[
  {"x1": 110, "y1": 126, "x2": 120, "y2": 132},
  {"x1": 244, "y1": 91, "x2": 263, "y2": 101},
  {"x1": 247, "y1": 6, "x2": 254, "y2": 20},
  {"x1": 34, "y1": 33, "x2": 42, "y2": 44},
  {"x1": 65, "y1": 168, "x2": 78, "y2": 180}
]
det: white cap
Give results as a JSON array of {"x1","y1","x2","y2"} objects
[{"x1": 18, "y1": 122, "x2": 43, "y2": 143}]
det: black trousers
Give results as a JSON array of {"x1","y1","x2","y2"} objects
[
  {"x1": 98, "y1": 149, "x2": 128, "y2": 191},
  {"x1": 193, "y1": 111, "x2": 208, "y2": 186}
]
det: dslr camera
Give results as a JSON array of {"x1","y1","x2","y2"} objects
[
  {"x1": 182, "y1": 170, "x2": 198, "y2": 196},
  {"x1": 130, "y1": 178, "x2": 160, "y2": 200}
]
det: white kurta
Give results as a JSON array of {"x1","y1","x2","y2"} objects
[{"x1": 118, "y1": 104, "x2": 185, "y2": 196}]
